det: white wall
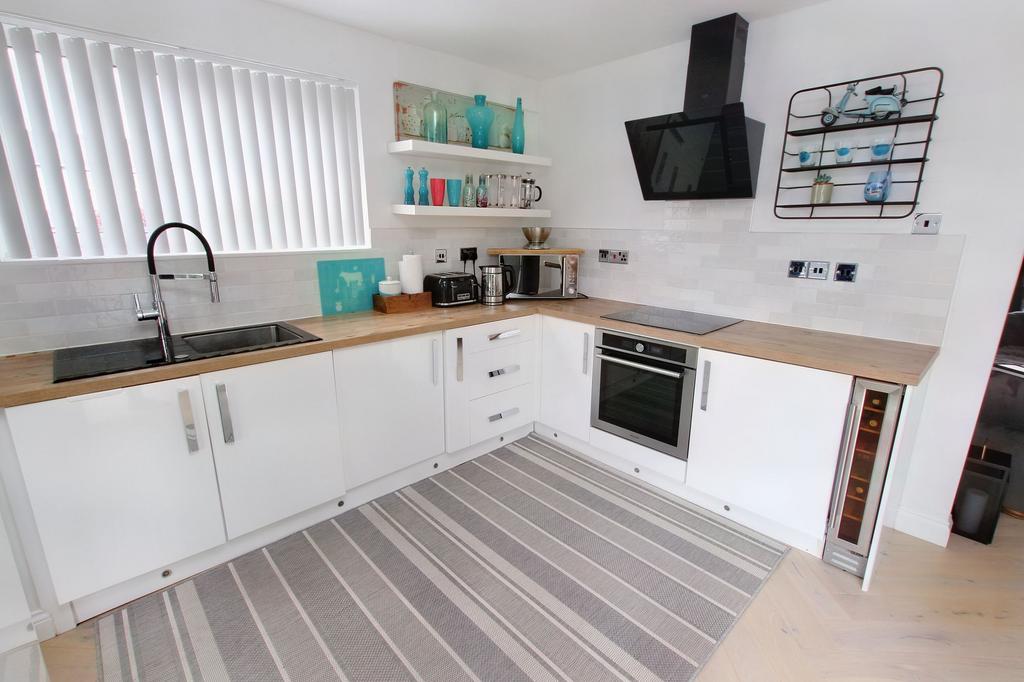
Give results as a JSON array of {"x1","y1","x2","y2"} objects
[
  {"x1": 540, "y1": 0, "x2": 1024, "y2": 545},
  {"x1": 0, "y1": 0, "x2": 537, "y2": 352}
]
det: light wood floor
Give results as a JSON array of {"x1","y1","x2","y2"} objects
[{"x1": 40, "y1": 516, "x2": 1024, "y2": 681}]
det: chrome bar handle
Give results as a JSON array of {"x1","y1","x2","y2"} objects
[
  {"x1": 488, "y1": 407, "x2": 520, "y2": 423},
  {"x1": 432, "y1": 338, "x2": 439, "y2": 386},
  {"x1": 700, "y1": 360, "x2": 711, "y2": 411},
  {"x1": 215, "y1": 383, "x2": 235, "y2": 444},
  {"x1": 829, "y1": 402, "x2": 859, "y2": 532},
  {"x1": 456, "y1": 337, "x2": 464, "y2": 382},
  {"x1": 177, "y1": 390, "x2": 199, "y2": 453},
  {"x1": 595, "y1": 353, "x2": 682, "y2": 379},
  {"x1": 488, "y1": 364, "x2": 520, "y2": 378},
  {"x1": 582, "y1": 332, "x2": 590, "y2": 375},
  {"x1": 488, "y1": 329, "x2": 521, "y2": 341}
]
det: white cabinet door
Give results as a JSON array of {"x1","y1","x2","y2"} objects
[
  {"x1": 334, "y1": 333, "x2": 445, "y2": 489},
  {"x1": 539, "y1": 316, "x2": 595, "y2": 442},
  {"x1": 686, "y1": 348, "x2": 852, "y2": 542},
  {"x1": 0, "y1": 507, "x2": 30, "y2": 635},
  {"x1": 202, "y1": 353, "x2": 344, "y2": 540},
  {"x1": 7, "y1": 378, "x2": 225, "y2": 603}
]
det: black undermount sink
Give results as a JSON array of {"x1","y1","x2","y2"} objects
[{"x1": 52, "y1": 322, "x2": 320, "y2": 382}]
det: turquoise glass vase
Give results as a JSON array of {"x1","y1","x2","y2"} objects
[
  {"x1": 466, "y1": 94, "x2": 494, "y2": 149},
  {"x1": 422, "y1": 91, "x2": 447, "y2": 143},
  {"x1": 511, "y1": 97, "x2": 525, "y2": 154}
]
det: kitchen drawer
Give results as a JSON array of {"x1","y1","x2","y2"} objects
[
  {"x1": 469, "y1": 383, "x2": 536, "y2": 443},
  {"x1": 459, "y1": 316, "x2": 537, "y2": 354},
  {"x1": 466, "y1": 342, "x2": 535, "y2": 399}
]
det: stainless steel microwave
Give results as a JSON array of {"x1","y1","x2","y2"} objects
[{"x1": 497, "y1": 252, "x2": 582, "y2": 300}]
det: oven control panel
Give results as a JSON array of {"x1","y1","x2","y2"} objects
[{"x1": 598, "y1": 331, "x2": 695, "y2": 367}]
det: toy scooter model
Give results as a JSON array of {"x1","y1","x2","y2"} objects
[{"x1": 821, "y1": 82, "x2": 906, "y2": 127}]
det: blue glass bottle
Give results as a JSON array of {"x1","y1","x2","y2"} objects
[
  {"x1": 422, "y1": 91, "x2": 447, "y2": 144},
  {"x1": 466, "y1": 94, "x2": 494, "y2": 149},
  {"x1": 417, "y1": 167, "x2": 430, "y2": 206},
  {"x1": 511, "y1": 97, "x2": 525, "y2": 154},
  {"x1": 403, "y1": 166, "x2": 415, "y2": 205}
]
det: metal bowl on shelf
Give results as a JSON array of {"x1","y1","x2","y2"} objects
[{"x1": 522, "y1": 226, "x2": 551, "y2": 249}]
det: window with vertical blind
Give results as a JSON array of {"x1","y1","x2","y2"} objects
[{"x1": 0, "y1": 19, "x2": 366, "y2": 260}]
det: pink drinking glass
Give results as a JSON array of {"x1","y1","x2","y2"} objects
[{"x1": 429, "y1": 178, "x2": 446, "y2": 206}]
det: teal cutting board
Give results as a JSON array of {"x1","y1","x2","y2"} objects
[{"x1": 317, "y1": 258, "x2": 386, "y2": 316}]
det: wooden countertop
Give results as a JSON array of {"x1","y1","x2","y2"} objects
[{"x1": 0, "y1": 297, "x2": 938, "y2": 408}]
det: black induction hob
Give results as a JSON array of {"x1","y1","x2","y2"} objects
[{"x1": 601, "y1": 305, "x2": 741, "y2": 335}]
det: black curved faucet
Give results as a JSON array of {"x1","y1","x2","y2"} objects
[{"x1": 135, "y1": 222, "x2": 220, "y2": 362}]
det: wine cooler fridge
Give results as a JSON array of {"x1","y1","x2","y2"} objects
[{"x1": 824, "y1": 379, "x2": 905, "y2": 577}]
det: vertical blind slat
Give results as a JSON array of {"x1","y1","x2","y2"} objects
[
  {"x1": 0, "y1": 26, "x2": 57, "y2": 257},
  {"x1": 154, "y1": 53, "x2": 198, "y2": 253},
  {"x1": 39, "y1": 33, "x2": 102, "y2": 257},
  {"x1": 195, "y1": 61, "x2": 238, "y2": 252},
  {"x1": 300, "y1": 80, "x2": 330, "y2": 248},
  {"x1": 87, "y1": 41, "x2": 147, "y2": 255},
  {"x1": 284, "y1": 77, "x2": 316, "y2": 248},
  {"x1": 331, "y1": 85, "x2": 357, "y2": 248},
  {"x1": 213, "y1": 65, "x2": 255, "y2": 251},
  {"x1": 135, "y1": 49, "x2": 177, "y2": 255},
  {"x1": 63, "y1": 36, "x2": 124, "y2": 256},
  {"x1": 0, "y1": 129, "x2": 31, "y2": 258},
  {"x1": 268, "y1": 74, "x2": 302, "y2": 249},
  {"x1": 176, "y1": 57, "x2": 223, "y2": 251},
  {"x1": 0, "y1": 21, "x2": 364, "y2": 261},
  {"x1": 251, "y1": 71, "x2": 287, "y2": 249},
  {"x1": 233, "y1": 68, "x2": 272, "y2": 250},
  {"x1": 111, "y1": 46, "x2": 164, "y2": 249},
  {"x1": 316, "y1": 83, "x2": 344, "y2": 248},
  {"x1": 9, "y1": 28, "x2": 80, "y2": 257}
]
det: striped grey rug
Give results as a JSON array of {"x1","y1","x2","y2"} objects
[{"x1": 95, "y1": 434, "x2": 786, "y2": 681}]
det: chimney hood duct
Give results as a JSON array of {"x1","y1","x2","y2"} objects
[{"x1": 625, "y1": 13, "x2": 765, "y2": 200}]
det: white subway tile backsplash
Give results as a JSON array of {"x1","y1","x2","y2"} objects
[{"x1": 0, "y1": 227, "x2": 525, "y2": 355}]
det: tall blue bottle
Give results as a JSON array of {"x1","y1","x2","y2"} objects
[
  {"x1": 417, "y1": 167, "x2": 430, "y2": 206},
  {"x1": 511, "y1": 97, "x2": 525, "y2": 154},
  {"x1": 466, "y1": 95, "x2": 494, "y2": 150},
  {"x1": 403, "y1": 166, "x2": 415, "y2": 205}
]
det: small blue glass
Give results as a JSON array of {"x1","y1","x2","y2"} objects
[
  {"x1": 446, "y1": 178, "x2": 463, "y2": 208},
  {"x1": 417, "y1": 167, "x2": 430, "y2": 206},
  {"x1": 403, "y1": 166, "x2": 415, "y2": 205}
]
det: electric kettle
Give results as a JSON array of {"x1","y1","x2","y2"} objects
[{"x1": 479, "y1": 264, "x2": 515, "y2": 305}]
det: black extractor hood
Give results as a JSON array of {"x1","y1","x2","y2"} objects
[{"x1": 625, "y1": 13, "x2": 765, "y2": 200}]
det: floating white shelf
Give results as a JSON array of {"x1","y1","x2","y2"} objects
[
  {"x1": 387, "y1": 140, "x2": 552, "y2": 167},
  {"x1": 392, "y1": 204, "x2": 551, "y2": 218}
]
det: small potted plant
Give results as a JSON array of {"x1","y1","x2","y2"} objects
[{"x1": 811, "y1": 173, "x2": 834, "y2": 205}]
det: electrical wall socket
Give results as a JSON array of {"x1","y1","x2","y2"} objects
[
  {"x1": 434, "y1": 248, "x2": 447, "y2": 264},
  {"x1": 834, "y1": 263, "x2": 858, "y2": 282},
  {"x1": 913, "y1": 213, "x2": 942, "y2": 234},
  {"x1": 599, "y1": 249, "x2": 629, "y2": 264},
  {"x1": 788, "y1": 260, "x2": 808, "y2": 278},
  {"x1": 459, "y1": 247, "x2": 477, "y2": 262},
  {"x1": 808, "y1": 261, "x2": 829, "y2": 280}
]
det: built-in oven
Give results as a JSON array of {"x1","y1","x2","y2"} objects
[{"x1": 590, "y1": 329, "x2": 698, "y2": 460}]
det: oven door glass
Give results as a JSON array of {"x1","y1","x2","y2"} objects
[{"x1": 596, "y1": 349, "x2": 684, "y2": 447}]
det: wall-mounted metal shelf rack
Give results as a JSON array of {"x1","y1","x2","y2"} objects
[{"x1": 774, "y1": 67, "x2": 943, "y2": 220}]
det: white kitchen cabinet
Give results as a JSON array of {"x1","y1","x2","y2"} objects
[
  {"x1": 445, "y1": 317, "x2": 539, "y2": 452},
  {"x1": 6, "y1": 378, "x2": 225, "y2": 604},
  {"x1": 0, "y1": 506, "x2": 31, "y2": 649},
  {"x1": 333, "y1": 333, "x2": 445, "y2": 489},
  {"x1": 201, "y1": 353, "x2": 344, "y2": 540},
  {"x1": 686, "y1": 348, "x2": 852, "y2": 543},
  {"x1": 539, "y1": 316, "x2": 595, "y2": 442}
]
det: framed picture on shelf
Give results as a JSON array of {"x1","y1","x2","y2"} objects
[{"x1": 393, "y1": 81, "x2": 516, "y2": 150}]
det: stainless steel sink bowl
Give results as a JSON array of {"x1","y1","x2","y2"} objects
[
  {"x1": 53, "y1": 321, "x2": 320, "y2": 382},
  {"x1": 182, "y1": 322, "x2": 315, "y2": 355}
]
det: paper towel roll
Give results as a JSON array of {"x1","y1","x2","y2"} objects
[{"x1": 398, "y1": 254, "x2": 424, "y2": 294}]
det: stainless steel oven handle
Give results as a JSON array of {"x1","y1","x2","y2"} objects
[{"x1": 595, "y1": 353, "x2": 682, "y2": 379}]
